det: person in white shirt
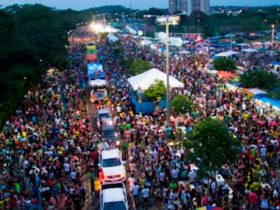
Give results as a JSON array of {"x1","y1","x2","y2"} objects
[
  {"x1": 70, "y1": 170, "x2": 77, "y2": 182},
  {"x1": 64, "y1": 162, "x2": 70, "y2": 175},
  {"x1": 188, "y1": 170, "x2": 197, "y2": 183}
]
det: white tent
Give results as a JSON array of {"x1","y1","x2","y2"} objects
[
  {"x1": 125, "y1": 26, "x2": 137, "y2": 35},
  {"x1": 178, "y1": 50, "x2": 191, "y2": 55},
  {"x1": 89, "y1": 79, "x2": 107, "y2": 87},
  {"x1": 169, "y1": 37, "x2": 183, "y2": 47},
  {"x1": 252, "y1": 41, "x2": 263, "y2": 49},
  {"x1": 128, "y1": 68, "x2": 184, "y2": 91},
  {"x1": 140, "y1": 39, "x2": 153, "y2": 46},
  {"x1": 107, "y1": 34, "x2": 119, "y2": 43},
  {"x1": 242, "y1": 48, "x2": 258, "y2": 53},
  {"x1": 215, "y1": 50, "x2": 239, "y2": 58},
  {"x1": 247, "y1": 88, "x2": 267, "y2": 96},
  {"x1": 237, "y1": 43, "x2": 250, "y2": 47}
]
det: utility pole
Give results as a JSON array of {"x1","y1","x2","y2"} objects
[
  {"x1": 165, "y1": 21, "x2": 170, "y2": 127},
  {"x1": 272, "y1": 24, "x2": 275, "y2": 49}
]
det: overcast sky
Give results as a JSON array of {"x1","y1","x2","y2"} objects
[{"x1": 1, "y1": 0, "x2": 279, "y2": 10}]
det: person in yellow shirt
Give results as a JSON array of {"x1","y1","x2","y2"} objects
[
  {"x1": 94, "y1": 177, "x2": 101, "y2": 198},
  {"x1": 251, "y1": 181, "x2": 260, "y2": 192}
]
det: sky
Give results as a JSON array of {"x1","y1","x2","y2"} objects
[{"x1": 0, "y1": 0, "x2": 279, "y2": 10}]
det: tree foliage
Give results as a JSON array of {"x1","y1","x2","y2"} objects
[
  {"x1": 125, "y1": 59, "x2": 152, "y2": 75},
  {"x1": 213, "y1": 57, "x2": 237, "y2": 71},
  {"x1": 184, "y1": 118, "x2": 241, "y2": 173},
  {"x1": 144, "y1": 80, "x2": 166, "y2": 101},
  {"x1": 240, "y1": 70, "x2": 278, "y2": 91},
  {"x1": 0, "y1": 4, "x2": 81, "y2": 126},
  {"x1": 171, "y1": 95, "x2": 193, "y2": 115}
]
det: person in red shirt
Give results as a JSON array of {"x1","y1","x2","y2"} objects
[{"x1": 248, "y1": 191, "x2": 258, "y2": 209}]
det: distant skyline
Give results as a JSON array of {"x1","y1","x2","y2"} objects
[{"x1": 1, "y1": 0, "x2": 280, "y2": 10}]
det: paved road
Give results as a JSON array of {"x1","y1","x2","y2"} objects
[{"x1": 82, "y1": 100, "x2": 135, "y2": 210}]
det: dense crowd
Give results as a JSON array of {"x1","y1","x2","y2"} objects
[
  {"x1": 1, "y1": 26, "x2": 280, "y2": 210},
  {"x1": 97, "y1": 34, "x2": 280, "y2": 210},
  {"x1": 0, "y1": 31, "x2": 94, "y2": 209}
]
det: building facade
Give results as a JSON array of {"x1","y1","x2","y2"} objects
[
  {"x1": 169, "y1": 0, "x2": 209, "y2": 15},
  {"x1": 169, "y1": 0, "x2": 178, "y2": 14},
  {"x1": 190, "y1": 0, "x2": 210, "y2": 15}
]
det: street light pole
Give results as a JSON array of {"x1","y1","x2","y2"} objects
[
  {"x1": 165, "y1": 21, "x2": 170, "y2": 127},
  {"x1": 156, "y1": 15, "x2": 180, "y2": 129},
  {"x1": 272, "y1": 24, "x2": 275, "y2": 49}
]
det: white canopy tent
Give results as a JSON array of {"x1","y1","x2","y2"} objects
[
  {"x1": 237, "y1": 43, "x2": 250, "y2": 47},
  {"x1": 215, "y1": 50, "x2": 239, "y2": 58},
  {"x1": 107, "y1": 33, "x2": 119, "y2": 43},
  {"x1": 125, "y1": 26, "x2": 137, "y2": 35},
  {"x1": 169, "y1": 37, "x2": 183, "y2": 47},
  {"x1": 140, "y1": 39, "x2": 153, "y2": 46},
  {"x1": 89, "y1": 79, "x2": 107, "y2": 87},
  {"x1": 128, "y1": 68, "x2": 184, "y2": 91},
  {"x1": 156, "y1": 32, "x2": 183, "y2": 47},
  {"x1": 246, "y1": 88, "x2": 267, "y2": 96},
  {"x1": 252, "y1": 41, "x2": 263, "y2": 49},
  {"x1": 242, "y1": 48, "x2": 258, "y2": 53},
  {"x1": 247, "y1": 88, "x2": 267, "y2": 96},
  {"x1": 178, "y1": 50, "x2": 191, "y2": 55}
]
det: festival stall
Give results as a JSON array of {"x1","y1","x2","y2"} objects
[
  {"x1": 214, "y1": 50, "x2": 239, "y2": 59},
  {"x1": 242, "y1": 48, "x2": 258, "y2": 56},
  {"x1": 107, "y1": 33, "x2": 119, "y2": 43},
  {"x1": 128, "y1": 68, "x2": 184, "y2": 114}
]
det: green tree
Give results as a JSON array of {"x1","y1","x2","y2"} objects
[
  {"x1": 0, "y1": 4, "x2": 81, "y2": 126},
  {"x1": 127, "y1": 59, "x2": 152, "y2": 75},
  {"x1": 240, "y1": 70, "x2": 278, "y2": 91},
  {"x1": 202, "y1": 26, "x2": 214, "y2": 38},
  {"x1": 171, "y1": 95, "x2": 193, "y2": 115},
  {"x1": 147, "y1": 8, "x2": 164, "y2": 16},
  {"x1": 184, "y1": 118, "x2": 241, "y2": 175},
  {"x1": 213, "y1": 57, "x2": 237, "y2": 71},
  {"x1": 144, "y1": 80, "x2": 166, "y2": 101}
]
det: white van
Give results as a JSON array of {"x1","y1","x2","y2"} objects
[{"x1": 100, "y1": 183, "x2": 128, "y2": 210}]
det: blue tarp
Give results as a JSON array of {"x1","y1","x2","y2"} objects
[
  {"x1": 272, "y1": 61, "x2": 280, "y2": 66},
  {"x1": 254, "y1": 95, "x2": 280, "y2": 109},
  {"x1": 130, "y1": 93, "x2": 166, "y2": 114},
  {"x1": 87, "y1": 63, "x2": 105, "y2": 80}
]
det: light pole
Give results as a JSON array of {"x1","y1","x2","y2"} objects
[
  {"x1": 156, "y1": 16, "x2": 180, "y2": 127},
  {"x1": 272, "y1": 24, "x2": 275, "y2": 49}
]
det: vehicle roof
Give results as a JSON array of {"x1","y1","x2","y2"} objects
[
  {"x1": 101, "y1": 149, "x2": 120, "y2": 159},
  {"x1": 102, "y1": 125, "x2": 116, "y2": 131},
  {"x1": 102, "y1": 188, "x2": 125, "y2": 202},
  {"x1": 98, "y1": 108, "x2": 110, "y2": 115}
]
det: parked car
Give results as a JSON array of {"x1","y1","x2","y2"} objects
[
  {"x1": 100, "y1": 183, "x2": 128, "y2": 210},
  {"x1": 99, "y1": 149, "x2": 126, "y2": 183}
]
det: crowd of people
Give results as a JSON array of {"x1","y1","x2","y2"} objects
[
  {"x1": 96, "y1": 33, "x2": 280, "y2": 210},
  {"x1": 1, "y1": 25, "x2": 280, "y2": 210},
  {"x1": 0, "y1": 30, "x2": 95, "y2": 209}
]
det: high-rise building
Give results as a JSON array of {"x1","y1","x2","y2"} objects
[
  {"x1": 169, "y1": 0, "x2": 209, "y2": 15},
  {"x1": 169, "y1": 0, "x2": 178, "y2": 14},
  {"x1": 181, "y1": 0, "x2": 188, "y2": 13},
  {"x1": 187, "y1": 0, "x2": 210, "y2": 15}
]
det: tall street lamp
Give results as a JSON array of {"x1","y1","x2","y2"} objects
[
  {"x1": 156, "y1": 15, "x2": 180, "y2": 128},
  {"x1": 272, "y1": 24, "x2": 275, "y2": 49}
]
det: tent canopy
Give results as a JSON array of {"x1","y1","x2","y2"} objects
[
  {"x1": 178, "y1": 50, "x2": 191, "y2": 55},
  {"x1": 242, "y1": 48, "x2": 258, "y2": 53},
  {"x1": 246, "y1": 88, "x2": 267, "y2": 96},
  {"x1": 128, "y1": 68, "x2": 184, "y2": 91},
  {"x1": 215, "y1": 50, "x2": 239, "y2": 57},
  {"x1": 107, "y1": 33, "x2": 119, "y2": 42},
  {"x1": 89, "y1": 79, "x2": 107, "y2": 87}
]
